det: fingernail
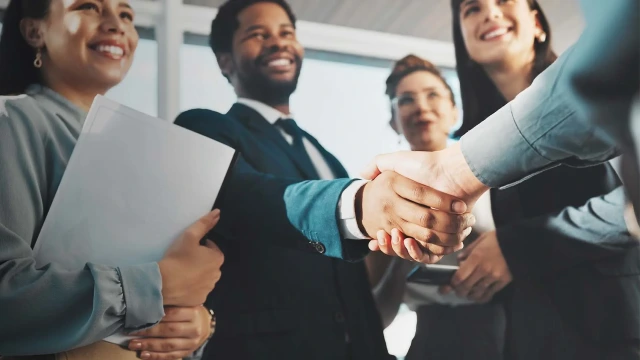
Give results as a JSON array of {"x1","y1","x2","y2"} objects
[
  {"x1": 129, "y1": 341, "x2": 142, "y2": 350},
  {"x1": 452, "y1": 200, "x2": 467, "y2": 213},
  {"x1": 464, "y1": 227, "x2": 472, "y2": 236},
  {"x1": 211, "y1": 209, "x2": 221, "y2": 217},
  {"x1": 468, "y1": 215, "x2": 476, "y2": 227},
  {"x1": 392, "y1": 232, "x2": 400, "y2": 244},
  {"x1": 377, "y1": 231, "x2": 385, "y2": 246},
  {"x1": 141, "y1": 352, "x2": 150, "y2": 359}
]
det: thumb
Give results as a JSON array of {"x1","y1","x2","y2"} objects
[
  {"x1": 203, "y1": 239, "x2": 222, "y2": 254},
  {"x1": 182, "y1": 209, "x2": 221, "y2": 246}
]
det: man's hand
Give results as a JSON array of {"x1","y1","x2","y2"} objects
[
  {"x1": 361, "y1": 143, "x2": 489, "y2": 208},
  {"x1": 440, "y1": 231, "x2": 512, "y2": 303},
  {"x1": 129, "y1": 305, "x2": 213, "y2": 359},
  {"x1": 357, "y1": 171, "x2": 475, "y2": 257}
]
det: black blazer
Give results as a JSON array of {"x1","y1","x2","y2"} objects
[
  {"x1": 175, "y1": 104, "x2": 390, "y2": 360},
  {"x1": 492, "y1": 163, "x2": 640, "y2": 359}
]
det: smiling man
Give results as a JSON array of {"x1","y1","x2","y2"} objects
[{"x1": 173, "y1": 0, "x2": 476, "y2": 359}]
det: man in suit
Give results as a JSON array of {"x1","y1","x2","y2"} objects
[{"x1": 174, "y1": 0, "x2": 475, "y2": 359}]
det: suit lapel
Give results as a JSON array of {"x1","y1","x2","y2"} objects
[
  {"x1": 228, "y1": 103, "x2": 320, "y2": 179},
  {"x1": 302, "y1": 131, "x2": 349, "y2": 178}
]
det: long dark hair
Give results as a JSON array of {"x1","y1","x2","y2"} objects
[
  {"x1": 451, "y1": 0, "x2": 557, "y2": 138},
  {"x1": 0, "y1": 0, "x2": 51, "y2": 95}
]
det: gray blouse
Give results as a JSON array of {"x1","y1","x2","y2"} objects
[{"x1": 0, "y1": 85, "x2": 163, "y2": 355}]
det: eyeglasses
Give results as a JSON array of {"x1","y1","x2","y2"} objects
[{"x1": 391, "y1": 89, "x2": 452, "y2": 113}]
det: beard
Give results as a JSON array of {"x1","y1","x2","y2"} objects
[{"x1": 237, "y1": 56, "x2": 303, "y2": 105}]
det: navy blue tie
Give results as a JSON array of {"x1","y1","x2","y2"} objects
[{"x1": 276, "y1": 118, "x2": 319, "y2": 179}]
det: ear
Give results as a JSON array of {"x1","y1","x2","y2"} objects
[
  {"x1": 531, "y1": 9, "x2": 544, "y2": 37},
  {"x1": 216, "y1": 52, "x2": 235, "y2": 81},
  {"x1": 19, "y1": 18, "x2": 46, "y2": 49}
]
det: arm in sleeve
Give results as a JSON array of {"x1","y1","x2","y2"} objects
[
  {"x1": 175, "y1": 110, "x2": 370, "y2": 261},
  {"x1": 0, "y1": 109, "x2": 164, "y2": 355},
  {"x1": 460, "y1": 45, "x2": 620, "y2": 189},
  {"x1": 496, "y1": 186, "x2": 637, "y2": 279}
]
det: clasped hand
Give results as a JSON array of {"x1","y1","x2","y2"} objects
[{"x1": 128, "y1": 305, "x2": 213, "y2": 360}]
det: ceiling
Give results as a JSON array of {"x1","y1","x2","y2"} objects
[{"x1": 181, "y1": 0, "x2": 585, "y2": 52}]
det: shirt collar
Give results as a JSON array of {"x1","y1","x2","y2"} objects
[{"x1": 236, "y1": 98, "x2": 292, "y2": 124}]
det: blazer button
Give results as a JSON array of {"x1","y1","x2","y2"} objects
[{"x1": 311, "y1": 242, "x2": 326, "y2": 254}]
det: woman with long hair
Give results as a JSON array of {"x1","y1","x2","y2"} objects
[
  {"x1": 367, "y1": 54, "x2": 504, "y2": 360},
  {"x1": 442, "y1": 0, "x2": 640, "y2": 358},
  {"x1": 0, "y1": 1, "x2": 224, "y2": 358}
]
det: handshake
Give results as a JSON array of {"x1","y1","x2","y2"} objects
[{"x1": 356, "y1": 143, "x2": 489, "y2": 264}]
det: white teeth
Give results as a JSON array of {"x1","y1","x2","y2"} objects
[
  {"x1": 268, "y1": 59, "x2": 291, "y2": 67},
  {"x1": 95, "y1": 45, "x2": 124, "y2": 57},
  {"x1": 483, "y1": 28, "x2": 509, "y2": 40}
]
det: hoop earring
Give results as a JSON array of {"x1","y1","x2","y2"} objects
[
  {"x1": 33, "y1": 48, "x2": 43, "y2": 68},
  {"x1": 537, "y1": 32, "x2": 547, "y2": 43}
]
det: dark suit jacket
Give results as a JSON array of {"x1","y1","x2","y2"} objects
[
  {"x1": 175, "y1": 104, "x2": 390, "y2": 360},
  {"x1": 492, "y1": 163, "x2": 640, "y2": 359}
]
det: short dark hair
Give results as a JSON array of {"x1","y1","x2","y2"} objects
[
  {"x1": 209, "y1": 0, "x2": 297, "y2": 56},
  {"x1": 450, "y1": 0, "x2": 557, "y2": 138},
  {"x1": 0, "y1": 0, "x2": 52, "y2": 95}
]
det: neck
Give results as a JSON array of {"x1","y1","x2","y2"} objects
[
  {"x1": 237, "y1": 90, "x2": 291, "y2": 115},
  {"x1": 41, "y1": 72, "x2": 108, "y2": 112},
  {"x1": 234, "y1": 80, "x2": 293, "y2": 115},
  {"x1": 483, "y1": 57, "x2": 534, "y2": 101},
  {"x1": 410, "y1": 140, "x2": 448, "y2": 152}
]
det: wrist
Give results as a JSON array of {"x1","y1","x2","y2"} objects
[
  {"x1": 354, "y1": 183, "x2": 369, "y2": 238},
  {"x1": 442, "y1": 143, "x2": 489, "y2": 204},
  {"x1": 158, "y1": 259, "x2": 178, "y2": 305}
]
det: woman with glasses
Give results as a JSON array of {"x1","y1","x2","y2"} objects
[{"x1": 366, "y1": 54, "x2": 504, "y2": 360}]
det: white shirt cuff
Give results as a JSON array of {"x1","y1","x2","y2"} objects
[{"x1": 337, "y1": 179, "x2": 370, "y2": 240}]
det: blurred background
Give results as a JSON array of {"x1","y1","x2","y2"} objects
[{"x1": 0, "y1": 0, "x2": 585, "y2": 357}]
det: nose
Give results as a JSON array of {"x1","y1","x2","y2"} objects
[
  {"x1": 484, "y1": 2, "x2": 504, "y2": 22},
  {"x1": 100, "y1": 9, "x2": 126, "y2": 34},
  {"x1": 415, "y1": 94, "x2": 431, "y2": 114},
  {"x1": 264, "y1": 33, "x2": 289, "y2": 51}
]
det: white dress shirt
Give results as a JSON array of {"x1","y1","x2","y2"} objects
[{"x1": 236, "y1": 98, "x2": 368, "y2": 239}]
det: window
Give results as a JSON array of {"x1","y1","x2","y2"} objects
[{"x1": 106, "y1": 39, "x2": 158, "y2": 117}]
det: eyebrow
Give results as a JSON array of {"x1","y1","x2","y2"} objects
[
  {"x1": 88, "y1": 0, "x2": 133, "y2": 10},
  {"x1": 400, "y1": 86, "x2": 447, "y2": 94},
  {"x1": 244, "y1": 23, "x2": 294, "y2": 33},
  {"x1": 461, "y1": 0, "x2": 478, "y2": 7}
]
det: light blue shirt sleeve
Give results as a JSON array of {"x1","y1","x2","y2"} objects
[{"x1": 459, "y1": 46, "x2": 620, "y2": 188}]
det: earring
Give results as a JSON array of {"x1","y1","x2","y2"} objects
[
  {"x1": 33, "y1": 48, "x2": 42, "y2": 68},
  {"x1": 537, "y1": 32, "x2": 547, "y2": 43}
]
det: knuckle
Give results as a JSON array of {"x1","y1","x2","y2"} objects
[
  {"x1": 418, "y1": 211, "x2": 436, "y2": 228},
  {"x1": 184, "y1": 228, "x2": 200, "y2": 240},
  {"x1": 455, "y1": 214, "x2": 469, "y2": 231},
  {"x1": 381, "y1": 198, "x2": 393, "y2": 213},
  {"x1": 162, "y1": 341, "x2": 176, "y2": 352},
  {"x1": 411, "y1": 186, "x2": 425, "y2": 201},
  {"x1": 427, "y1": 245, "x2": 446, "y2": 256},
  {"x1": 168, "y1": 323, "x2": 182, "y2": 335}
]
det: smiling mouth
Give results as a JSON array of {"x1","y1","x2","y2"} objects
[
  {"x1": 481, "y1": 27, "x2": 513, "y2": 41},
  {"x1": 89, "y1": 44, "x2": 125, "y2": 60},
  {"x1": 266, "y1": 58, "x2": 293, "y2": 67}
]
